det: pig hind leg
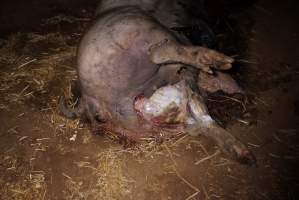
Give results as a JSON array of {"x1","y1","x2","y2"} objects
[
  {"x1": 149, "y1": 40, "x2": 234, "y2": 73},
  {"x1": 181, "y1": 69, "x2": 256, "y2": 165},
  {"x1": 186, "y1": 94, "x2": 256, "y2": 165}
]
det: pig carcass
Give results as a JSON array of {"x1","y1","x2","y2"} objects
[{"x1": 60, "y1": 0, "x2": 256, "y2": 164}]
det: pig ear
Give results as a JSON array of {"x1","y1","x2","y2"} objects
[{"x1": 149, "y1": 40, "x2": 234, "y2": 73}]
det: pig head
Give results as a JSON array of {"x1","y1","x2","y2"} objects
[{"x1": 59, "y1": 5, "x2": 255, "y2": 165}]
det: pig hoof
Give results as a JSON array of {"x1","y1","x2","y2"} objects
[
  {"x1": 235, "y1": 149, "x2": 257, "y2": 166},
  {"x1": 228, "y1": 144, "x2": 257, "y2": 166},
  {"x1": 197, "y1": 48, "x2": 234, "y2": 71}
]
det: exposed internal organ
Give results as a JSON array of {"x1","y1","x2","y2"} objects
[{"x1": 134, "y1": 81, "x2": 211, "y2": 127}]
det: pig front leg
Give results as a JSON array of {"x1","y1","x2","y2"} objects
[
  {"x1": 179, "y1": 69, "x2": 256, "y2": 164},
  {"x1": 149, "y1": 40, "x2": 234, "y2": 73}
]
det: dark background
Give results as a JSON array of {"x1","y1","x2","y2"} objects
[{"x1": 0, "y1": 0, "x2": 257, "y2": 36}]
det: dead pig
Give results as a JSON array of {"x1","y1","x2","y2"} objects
[{"x1": 59, "y1": 4, "x2": 256, "y2": 164}]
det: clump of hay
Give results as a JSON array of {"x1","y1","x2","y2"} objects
[
  {"x1": 63, "y1": 148, "x2": 133, "y2": 200},
  {"x1": 0, "y1": 155, "x2": 47, "y2": 200},
  {"x1": 0, "y1": 33, "x2": 27, "y2": 65},
  {"x1": 92, "y1": 149, "x2": 133, "y2": 200},
  {"x1": 0, "y1": 31, "x2": 77, "y2": 109},
  {"x1": 49, "y1": 108, "x2": 86, "y2": 141}
]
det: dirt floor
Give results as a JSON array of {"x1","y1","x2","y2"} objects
[{"x1": 0, "y1": 0, "x2": 298, "y2": 199}]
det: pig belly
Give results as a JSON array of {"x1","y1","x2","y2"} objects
[
  {"x1": 77, "y1": 7, "x2": 181, "y2": 135},
  {"x1": 78, "y1": 7, "x2": 176, "y2": 101}
]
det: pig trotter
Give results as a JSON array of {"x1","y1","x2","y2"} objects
[
  {"x1": 186, "y1": 84, "x2": 256, "y2": 165},
  {"x1": 187, "y1": 124, "x2": 256, "y2": 165},
  {"x1": 214, "y1": 127, "x2": 256, "y2": 165},
  {"x1": 150, "y1": 40, "x2": 234, "y2": 73}
]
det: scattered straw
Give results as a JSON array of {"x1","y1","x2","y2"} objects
[
  {"x1": 236, "y1": 59, "x2": 259, "y2": 65},
  {"x1": 0, "y1": 31, "x2": 77, "y2": 109},
  {"x1": 92, "y1": 148, "x2": 133, "y2": 200},
  {"x1": 49, "y1": 107, "x2": 83, "y2": 137},
  {"x1": 17, "y1": 58, "x2": 37, "y2": 69},
  {"x1": 18, "y1": 136, "x2": 29, "y2": 142},
  {"x1": 170, "y1": 134, "x2": 189, "y2": 147},
  {"x1": 247, "y1": 142, "x2": 260, "y2": 148},
  {"x1": 10, "y1": 189, "x2": 27, "y2": 195},
  {"x1": 217, "y1": 95, "x2": 247, "y2": 112},
  {"x1": 185, "y1": 191, "x2": 199, "y2": 200},
  {"x1": 190, "y1": 140, "x2": 209, "y2": 156},
  {"x1": 62, "y1": 173, "x2": 73, "y2": 180},
  {"x1": 254, "y1": 96, "x2": 270, "y2": 107},
  {"x1": 194, "y1": 150, "x2": 220, "y2": 165},
  {"x1": 164, "y1": 144, "x2": 200, "y2": 193},
  {"x1": 237, "y1": 119, "x2": 250, "y2": 125}
]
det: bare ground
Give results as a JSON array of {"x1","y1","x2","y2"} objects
[{"x1": 0, "y1": 0, "x2": 298, "y2": 199}]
